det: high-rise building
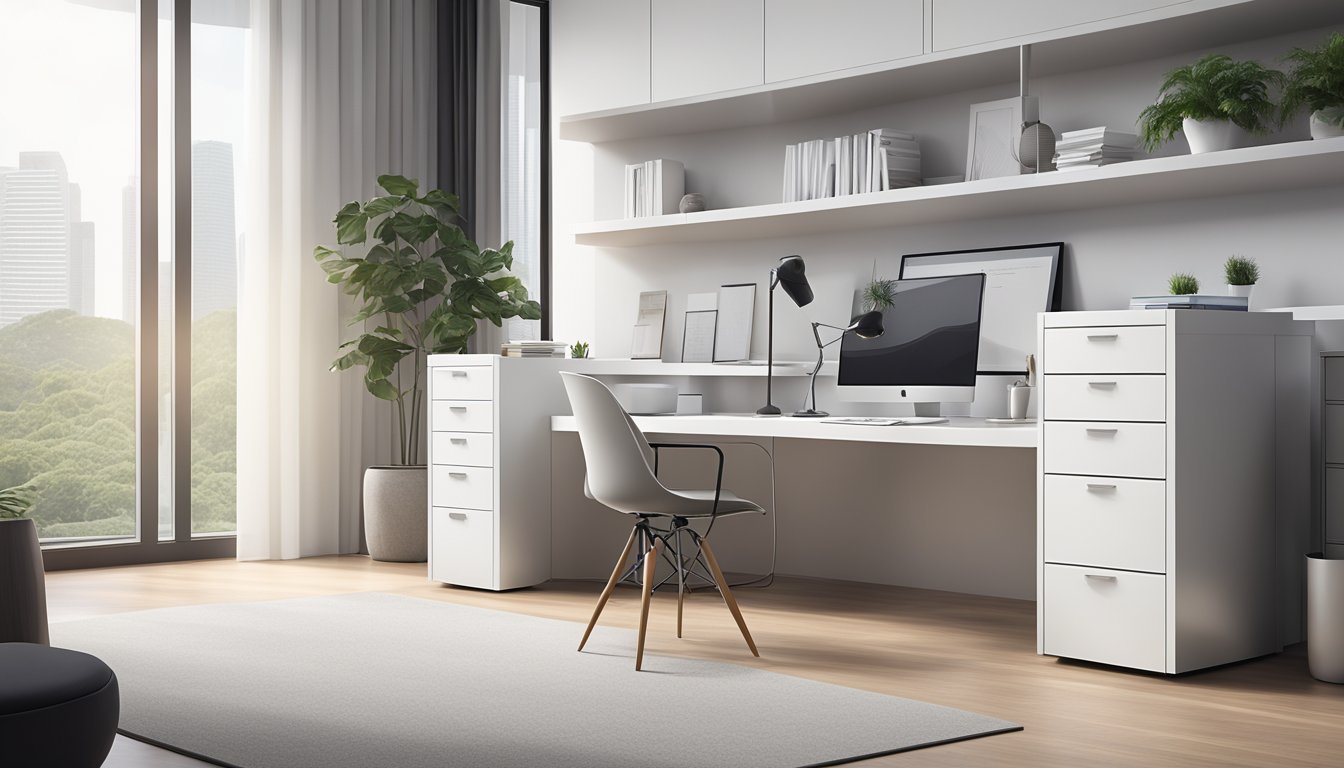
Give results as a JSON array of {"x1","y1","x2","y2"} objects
[
  {"x1": 191, "y1": 141, "x2": 237, "y2": 320},
  {"x1": 122, "y1": 177, "x2": 138, "y2": 326},
  {"x1": 0, "y1": 151, "x2": 96, "y2": 326}
]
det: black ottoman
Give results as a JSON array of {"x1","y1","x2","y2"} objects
[{"x1": 0, "y1": 643, "x2": 119, "y2": 767}]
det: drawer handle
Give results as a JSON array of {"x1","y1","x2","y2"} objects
[
  {"x1": 1087, "y1": 381, "x2": 1117, "y2": 388},
  {"x1": 1085, "y1": 573, "x2": 1118, "y2": 583},
  {"x1": 448, "y1": 472, "x2": 469, "y2": 479},
  {"x1": 449, "y1": 437, "x2": 468, "y2": 444},
  {"x1": 448, "y1": 405, "x2": 468, "y2": 411},
  {"x1": 1085, "y1": 483, "x2": 1117, "y2": 491},
  {"x1": 1085, "y1": 427, "x2": 1118, "y2": 435},
  {"x1": 1086, "y1": 334, "x2": 1119, "y2": 341},
  {"x1": 450, "y1": 370, "x2": 469, "y2": 377},
  {"x1": 448, "y1": 511, "x2": 469, "y2": 519}
]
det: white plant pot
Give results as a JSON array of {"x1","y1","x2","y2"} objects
[
  {"x1": 1182, "y1": 118, "x2": 1250, "y2": 154},
  {"x1": 363, "y1": 465, "x2": 428, "y2": 562},
  {"x1": 1226, "y1": 283, "x2": 1254, "y2": 299},
  {"x1": 1310, "y1": 109, "x2": 1344, "y2": 140}
]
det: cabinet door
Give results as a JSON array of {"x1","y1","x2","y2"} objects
[
  {"x1": 765, "y1": 0, "x2": 923, "y2": 84},
  {"x1": 651, "y1": 0, "x2": 764, "y2": 102},
  {"x1": 552, "y1": 0, "x2": 651, "y2": 115},
  {"x1": 932, "y1": 0, "x2": 1189, "y2": 52}
]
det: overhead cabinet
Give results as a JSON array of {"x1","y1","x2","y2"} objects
[
  {"x1": 551, "y1": 0, "x2": 651, "y2": 115},
  {"x1": 764, "y1": 0, "x2": 924, "y2": 84},
  {"x1": 651, "y1": 0, "x2": 764, "y2": 102},
  {"x1": 930, "y1": 0, "x2": 1190, "y2": 51}
]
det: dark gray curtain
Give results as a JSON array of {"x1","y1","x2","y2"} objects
[{"x1": 437, "y1": 0, "x2": 477, "y2": 238}]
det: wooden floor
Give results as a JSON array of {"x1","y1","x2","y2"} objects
[{"x1": 46, "y1": 555, "x2": 1344, "y2": 767}]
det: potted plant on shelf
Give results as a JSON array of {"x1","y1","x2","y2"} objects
[
  {"x1": 1, "y1": 482, "x2": 48, "y2": 644},
  {"x1": 315, "y1": 175, "x2": 540, "y2": 562},
  {"x1": 1139, "y1": 54, "x2": 1284, "y2": 154},
  {"x1": 1282, "y1": 32, "x2": 1344, "y2": 140},
  {"x1": 569, "y1": 341, "x2": 590, "y2": 359},
  {"x1": 1168, "y1": 272, "x2": 1200, "y2": 296},
  {"x1": 1224, "y1": 255, "x2": 1259, "y2": 299}
]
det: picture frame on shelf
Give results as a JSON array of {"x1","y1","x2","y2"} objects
[{"x1": 966, "y1": 96, "x2": 1038, "y2": 181}]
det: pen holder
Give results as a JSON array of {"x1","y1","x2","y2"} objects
[{"x1": 1008, "y1": 385, "x2": 1033, "y2": 420}]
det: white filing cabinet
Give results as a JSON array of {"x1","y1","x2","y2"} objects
[
  {"x1": 1037, "y1": 310, "x2": 1311, "y2": 673},
  {"x1": 427, "y1": 355, "x2": 574, "y2": 591}
]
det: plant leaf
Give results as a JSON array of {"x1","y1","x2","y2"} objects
[{"x1": 378, "y1": 175, "x2": 419, "y2": 197}]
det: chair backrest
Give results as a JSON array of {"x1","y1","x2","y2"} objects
[{"x1": 560, "y1": 372, "x2": 675, "y2": 515}]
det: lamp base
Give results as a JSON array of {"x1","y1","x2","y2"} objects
[
  {"x1": 756, "y1": 404, "x2": 783, "y2": 416},
  {"x1": 792, "y1": 409, "x2": 829, "y2": 418}
]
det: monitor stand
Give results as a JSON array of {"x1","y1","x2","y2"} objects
[{"x1": 913, "y1": 402, "x2": 941, "y2": 418}]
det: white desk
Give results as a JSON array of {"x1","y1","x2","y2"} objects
[{"x1": 550, "y1": 414, "x2": 1036, "y2": 449}]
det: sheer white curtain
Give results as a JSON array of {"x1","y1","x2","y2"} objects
[{"x1": 237, "y1": 0, "x2": 438, "y2": 560}]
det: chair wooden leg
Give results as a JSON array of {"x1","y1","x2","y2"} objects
[
  {"x1": 675, "y1": 530, "x2": 685, "y2": 639},
  {"x1": 578, "y1": 526, "x2": 639, "y2": 652},
  {"x1": 699, "y1": 537, "x2": 760, "y2": 657},
  {"x1": 635, "y1": 537, "x2": 662, "y2": 671}
]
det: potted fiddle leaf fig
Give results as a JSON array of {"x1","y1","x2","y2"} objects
[
  {"x1": 315, "y1": 175, "x2": 540, "y2": 562},
  {"x1": 0, "y1": 482, "x2": 49, "y2": 644},
  {"x1": 1138, "y1": 54, "x2": 1284, "y2": 153},
  {"x1": 1282, "y1": 32, "x2": 1344, "y2": 140}
]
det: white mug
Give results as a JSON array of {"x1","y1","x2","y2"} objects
[{"x1": 1009, "y1": 385, "x2": 1033, "y2": 420}]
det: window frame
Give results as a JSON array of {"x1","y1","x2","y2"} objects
[{"x1": 508, "y1": 0, "x2": 551, "y2": 340}]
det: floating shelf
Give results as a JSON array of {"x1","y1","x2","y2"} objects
[
  {"x1": 559, "y1": 0, "x2": 1344, "y2": 144},
  {"x1": 574, "y1": 139, "x2": 1344, "y2": 248},
  {"x1": 568, "y1": 359, "x2": 832, "y2": 377}
]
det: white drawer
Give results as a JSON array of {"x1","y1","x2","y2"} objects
[
  {"x1": 1326, "y1": 404, "x2": 1344, "y2": 465},
  {"x1": 1043, "y1": 375, "x2": 1165, "y2": 422},
  {"x1": 1042, "y1": 564, "x2": 1166, "y2": 672},
  {"x1": 1044, "y1": 421, "x2": 1166, "y2": 479},
  {"x1": 1043, "y1": 475, "x2": 1166, "y2": 573},
  {"x1": 431, "y1": 432, "x2": 494, "y2": 468},
  {"x1": 431, "y1": 401, "x2": 494, "y2": 433},
  {"x1": 431, "y1": 465, "x2": 494, "y2": 510},
  {"x1": 431, "y1": 507, "x2": 495, "y2": 589},
  {"x1": 1326, "y1": 357, "x2": 1344, "y2": 402},
  {"x1": 1043, "y1": 326, "x2": 1165, "y2": 374},
  {"x1": 432, "y1": 365, "x2": 495, "y2": 401}
]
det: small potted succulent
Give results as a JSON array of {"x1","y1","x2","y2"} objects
[
  {"x1": 1168, "y1": 272, "x2": 1200, "y2": 296},
  {"x1": 1139, "y1": 54, "x2": 1284, "y2": 154},
  {"x1": 1224, "y1": 255, "x2": 1259, "y2": 299},
  {"x1": 569, "y1": 341, "x2": 590, "y2": 359},
  {"x1": 1282, "y1": 32, "x2": 1344, "y2": 140}
]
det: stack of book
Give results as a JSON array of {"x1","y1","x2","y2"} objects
[
  {"x1": 1054, "y1": 127, "x2": 1138, "y2": 171},
  {"x1": 500, "y1": 341, "x2": 568, "y2": 358},
  {"x1": 1129, "y1": 294, "x2": 1248, "y2": 311},
  {"x1": 782, "y1": 128, "x2": 920, "y2": 203},
  {"x1": 623, "y1": 159, "x2": 685, "y2": 218}
]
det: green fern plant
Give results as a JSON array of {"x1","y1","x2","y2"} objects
[
  {"x1": 1224, "y1": 256, "x2": 1260, "y2": 286},
  {"x1": 1282, "y1": 32, "x2": 1344, "y2": 126},
  {"x1": 0, "y1": 482, "x2": 36, "y2": 520},
  {"x1": 1168, "y1": 272, "x2": 1200, "y2": 296},
  {"x1": 1138, "y1": 54, "x2": 1285, "y2": 151}
]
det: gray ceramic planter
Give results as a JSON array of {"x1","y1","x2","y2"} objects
[
  {"x1": 0, "y1": 518, "x2": 49, "y2": 644},
  {"x1": 363, "y1": 466, "x2": 428, "y2": 562}
]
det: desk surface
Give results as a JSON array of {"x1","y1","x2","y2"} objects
[{"x1": 550, "y1": 414, "x2": 1036, "y2": 449}]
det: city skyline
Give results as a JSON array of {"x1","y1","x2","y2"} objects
[{"x1": 0, "y1": 152, "x2": 95, "y2": 326}]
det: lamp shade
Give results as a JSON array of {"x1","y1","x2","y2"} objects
[
  {"x1": 777, "y1": 256, "x2": 813, "y2": 307},
  {"x1": 851, "y1": 310, "x2": 884, "y2": 339}
]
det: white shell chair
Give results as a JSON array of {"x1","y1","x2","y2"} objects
[{"x1": 560, "y1": 372, "x2": 763, "y2": 670}]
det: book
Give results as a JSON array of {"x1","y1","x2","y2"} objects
[
  {"x1": 1129, "y1": 294, "x2": 1249, "y2": 311},
  {"x1": 623, "y1": 159, "x2": 684, "y2": 217}
]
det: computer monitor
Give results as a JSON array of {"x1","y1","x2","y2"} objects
[{"x1": 837, "y1": 273, "x2": 986, "y2": 417}]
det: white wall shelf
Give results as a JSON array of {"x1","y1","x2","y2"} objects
[
  {"x1": 558, "y1": 0, "x2": 1343, "y2": 144},
  {"x1": 574, "y1": 138, "x2": 1344, "y2": 248},
  {"x1": 566, "y1": 359, "x2": 831, "y2": 377}
]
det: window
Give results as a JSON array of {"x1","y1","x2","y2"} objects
[
  {"x1": 503, "y1": 0, "x2": 550, "y2": 340},
  {"x1": 0, "y1": 0, "x2": 239, "y2": 564}
]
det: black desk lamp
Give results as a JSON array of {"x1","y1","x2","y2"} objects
[
  {"x1": 794, "y1": 311, "x2": 884, "y2": 418},
  {"x1": 757, "y1": 256, "x2": 813, "y2": 415}
]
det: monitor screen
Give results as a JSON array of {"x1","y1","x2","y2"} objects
[{"x1": 838, "y1": 274, "x2": 985, "y2": 388}]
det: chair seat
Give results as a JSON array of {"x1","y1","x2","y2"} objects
[
  {"x1": 664, "y1": 489, "x2": 765, "y2": 517},
  {"x1": 0, "y1": 642, "x2": 120, "y2": 768}
]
